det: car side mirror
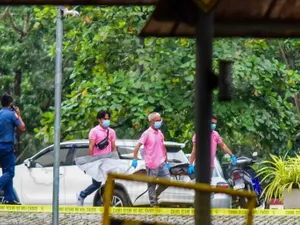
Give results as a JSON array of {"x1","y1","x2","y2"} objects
[{"x1": 24, "y1": 159, "x2": 33, "y2": 168}]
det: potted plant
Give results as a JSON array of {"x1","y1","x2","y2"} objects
[{"x1": 258, "y1": 154, "x2": 300, "y2": 209}]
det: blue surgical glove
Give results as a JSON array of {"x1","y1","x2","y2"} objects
[
  {"x1": 231, "y1": 155, "x2": 237, "y2": 165},
  {"x1": 131, "y1": 159, "x2": 138, "y2": 168},
  {"x1": 187, "y1": 164, "x2": 195, "y2": 175},
  {"x1": 166, "y1": 163, "x2": 171, "y2": 170}
]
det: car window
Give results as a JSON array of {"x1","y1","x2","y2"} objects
[
  {"x1": 212, "y1": 168, "x2": 218, "y2": 177},
  {"x1": 71, "y1": 146, "x2": 89, "y2": 164},
  {"x1": 117, "y1": 146, "x2": 135, "y2": 155},
  {"x1": 117, "y1": 146, "x2": 143, "y2": 159},
  {"x1": 33, "y1": 147, "x2": 70, "y2": 167},
  {"x1": 165, "y1": 145, "x2": 184, "y2": 152},
  {"x1": 167, "y1": 150, "x2": 188, "y2": 163},
  {"x1": 74, "y1": 146, "x2": 89, "y2": 158}
]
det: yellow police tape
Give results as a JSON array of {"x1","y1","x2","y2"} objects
[{"x1": 0, "y1": 205, "x2": 299, "y2": 216}]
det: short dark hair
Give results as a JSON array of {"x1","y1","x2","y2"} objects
[
  {"x1": 1, "y1": 93, "x2": 13, "y2": 107},
  {"x1": 212, "y1": 114, "x2": 217, "y2": 120},
  {"x1": 97, "y1": 110, "x2": 111, "y2": 120}
]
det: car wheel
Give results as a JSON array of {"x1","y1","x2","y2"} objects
[
  {"x1": 94, "y1": 193, "x2": 103, "y2": 207},
  {"x1": 95, "y1": 189, "x2": 130, "y2": 207},
  {"x1": 238, "y1": 184, "x2": 252, "y2": 209},
  {"x1": 239, "y1": 197, "x2": 248, "y2": 208},
  {"x1": 0, "y1": 190, "x2": 4, "y2": 204},
  {"x1": 239, "y1": 196, "x2": 267, "y2": 209},
  {"x1": 110, "y1": 189, "x2": 129, "y2": 207}
]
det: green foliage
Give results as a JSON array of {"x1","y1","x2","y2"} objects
[
  {"x1": 0, "y1": 6, "x2": 56, "y2": 160},
  {"x1": 33, "y1": 6, "x2": 196, "y2": 148},
  {"x1": 258, "y1": 154, "x2": 300, "y2": 200},
  {"x1": 0, "y1": 6, "x2": 299, "y2": 161},
  {"x1": 213, "y1": 39, "x2": 300, "y2": 157},
  {"x1": 32, "y1": 8, "x2": 300, "y2": 156}
]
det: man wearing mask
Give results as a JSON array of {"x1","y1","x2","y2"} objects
[
  {"x1": 77, "y1": 110, "x2": 116, "y2": 206},
  {"x1": 0, "y1": 93, "x2": 25, "y2": 204},
  {"x1": 132, "y1": 112, "x2": 171, "y2": 207},
  {"x1": 188, "y1": 115, "x2": 237, "y2": 176}
]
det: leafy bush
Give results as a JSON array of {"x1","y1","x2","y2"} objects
[{"x1": 258, "y1": 154, "x2": 300, "y2": 201}]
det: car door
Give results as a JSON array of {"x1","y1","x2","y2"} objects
[
  {"x1": 159, "y1": 147, "x2": 194, "y2": 204},
  {"x1": 65, "y1": 143, "x2": 142, "y2": 206},
  {"x1": 116, "y1": 145, "x2": 149, "y2": 206},
  {"x1": 20, "y1": 146, "x2": 69, "y2": 205},
  {"x1": 64, "y1": 145, "x2": 96, "y2": 206}
]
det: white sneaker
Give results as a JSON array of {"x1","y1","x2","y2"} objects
[{"x1": 76, "y1": 193, "x2": 84, "y2": 206}]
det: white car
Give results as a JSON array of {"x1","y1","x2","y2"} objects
[{"x1": 0, "y1": 139, "x2": 231, "y2": 208}]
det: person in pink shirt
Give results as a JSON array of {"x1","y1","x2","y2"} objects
[
  {"x1": 132, "y1": 112, "x2": 171, "y2": 207},
  {"x1": 188, "y1": 115, "x2": 236, "y2": 176},
  {"x1": 77, "y1": 110, "x2": 116, "y2": 206}
]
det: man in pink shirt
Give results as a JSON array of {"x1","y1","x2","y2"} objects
[
  {"x1": 188, "y1": 115, "x2": 236, "y2": 176},
  {"x1": 132, "y1": 112, "x2": 171, "y2": 207},
  {"x1": 77, "y1": 110, "x2": 116, "y2": 206}
]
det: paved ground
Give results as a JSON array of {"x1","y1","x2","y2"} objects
[{"x1": 1, "y1": 212, "x2": 300, "y2": 225}]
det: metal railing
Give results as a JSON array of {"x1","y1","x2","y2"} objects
[{"x1": 102, "y1": 173, "x2": 256, "y2": 225}]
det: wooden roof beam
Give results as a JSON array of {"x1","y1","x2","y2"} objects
[{"x1": 0, "y1": 0, "x2": 157, "y2": 5}]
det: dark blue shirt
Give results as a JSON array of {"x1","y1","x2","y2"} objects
[{"x1": 0, "y1": 108, "x2": 22, "y2": 143}]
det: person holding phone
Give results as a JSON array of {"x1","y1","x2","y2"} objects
[
  {"x1": 77, "y1": 110, "x2": 116, "y2": 206},
  {"x1": 0, "y1": 93, "x2": 25, "y2": 204}
]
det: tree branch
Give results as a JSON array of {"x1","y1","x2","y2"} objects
[
  {"x1": 277, "y1": 41, "x2": 300, "y2": 120},
  {"x1": 0, "y1": 7, "x2": 9, "y2": 19},
  {"x1": 6, "y1": 9, "x2": 23, "y2": 35},
  {"x1": 22, "y1": 11, "x2": 30, "y2": 37},
  {"x1": 1, "y1": 7, "x2": 29, "y2": 41},
  {"x1": 277, "y1": 40, "x2": 291, "y2": 70},
  {"x1": 15, "y1": 142, "x2": 30, "y2": 163}
]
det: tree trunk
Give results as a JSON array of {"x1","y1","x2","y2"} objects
[
  {"x1": 14, "y1": 70, "x2": 22, "y2": 160},
  {"x1": 295, "y1": 93, "x2": 300, "y2": 120},
  {"x1": 14, "y1": 70, "x2": 21, "y2": 96}
]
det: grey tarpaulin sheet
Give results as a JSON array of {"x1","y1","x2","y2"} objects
[
  {"x1": 75, "y1": 152, "x2": 193, "y2": 182},
  {"x1": 75, "y1": 152, "x2": 136, "y2": 182}
]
